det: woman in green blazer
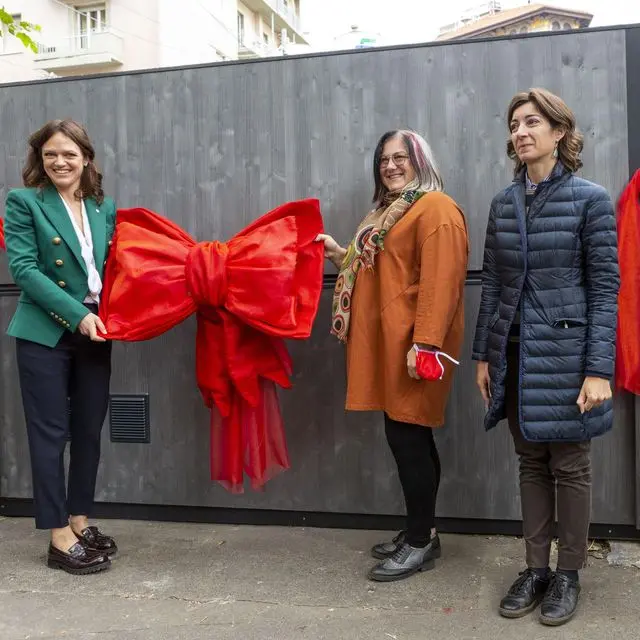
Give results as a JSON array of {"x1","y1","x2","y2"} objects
[{"x1": 5, "y1": 120, "x2": 117, "y2": 575}]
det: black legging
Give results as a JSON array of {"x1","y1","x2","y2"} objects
[{"x1": 384, "y1": 414, "x2": 441, "y2": 547}]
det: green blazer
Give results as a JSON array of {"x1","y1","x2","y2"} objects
[{"x1": 4, "y1": 185, "x2": 116, "y2": 347}]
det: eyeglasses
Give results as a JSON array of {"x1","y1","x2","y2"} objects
[{"x1": 380, "y1": 153, "x2": 410, "y2": 168}]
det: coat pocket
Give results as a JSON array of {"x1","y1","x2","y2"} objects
[{"x1": 551, "y1": 317, "x2": 587, "y2": 329}]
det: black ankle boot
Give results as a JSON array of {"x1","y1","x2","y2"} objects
[
  {"x1": 499, "y1": 568, "x2": 550, "y2": 618},
  {"x1": 539, "y1": 572, "x2": 581, "y2": 626}
]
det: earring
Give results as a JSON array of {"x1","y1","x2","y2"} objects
[{"x1": 552, "y1": 143, "x2": 558, "y2": 159}]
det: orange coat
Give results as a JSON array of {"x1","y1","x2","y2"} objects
[{"x1": 345, "y1": 192, "x2": 469, "y2": 427}]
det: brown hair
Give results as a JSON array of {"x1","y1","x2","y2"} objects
[
  {"x1": 22, "y1": 119, "x2": 104, "y2": 204},
  {"x1": 506, "y1": 88, "x2": 584, "y2": 175}
]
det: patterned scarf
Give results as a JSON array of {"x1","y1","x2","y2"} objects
[{"x1": 331, "y1": 179, "x2": 425, "y2": 341}]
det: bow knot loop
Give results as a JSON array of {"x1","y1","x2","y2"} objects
[{"x1": 186, "y1": 241, "x2": 229, "y2": 309}]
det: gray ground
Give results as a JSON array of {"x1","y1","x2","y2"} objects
[{"x1": 0, "y1": 517, "x2": 638, "y2": 640}]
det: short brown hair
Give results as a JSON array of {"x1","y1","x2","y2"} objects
[
  {"x1": 22, "y1": 119, "x2": 104, "y2": 204},
  {"x1": 506, "y1": 88, "x2": 584, "y2": 175}
]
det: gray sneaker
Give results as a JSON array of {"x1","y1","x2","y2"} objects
[
  {"x1": 368, "y1": 536, "x2": 441, "y2": 582},
  {"x1": 370, "y1": 530, "x2": 407, "y2": 559}
]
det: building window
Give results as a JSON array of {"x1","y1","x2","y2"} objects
[
  {"x1": 263, "y1": 33, "x2": 269, "y2": 45},
  {"x1": 552, "y1": 21, "x2": 561, "y2": 30},
  {"x1": 237, "y1": 12, "x2": 245, "y2": 44},
  {"x1": 520, "y1": 26, "x2": 528, "y2": 33},
  {"x1": 563, "y1": 22, "x2": 572, "y2": 30},
  {"x1": 74, "y1": 4, "x2": 107, "y2": 49}
]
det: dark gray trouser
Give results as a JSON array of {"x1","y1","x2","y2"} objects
[{"x1": 505, "y1": 342, "x2": 591, "y2": 571}]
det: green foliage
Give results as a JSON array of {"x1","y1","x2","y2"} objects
[{"x1": 0, "y1": 7, "x2": 41, "y2": 53}]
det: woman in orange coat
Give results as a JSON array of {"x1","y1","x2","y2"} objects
[{"x1": 317, "y1": 129, "x2": 469, "y2": 582}]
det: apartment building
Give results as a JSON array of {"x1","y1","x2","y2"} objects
[
  {"x1": 437, "y1": 2, "x2": 592, "y2": 41},
  {"x1": 0, "y1": 0, "x2": 307, "y2": 83}
]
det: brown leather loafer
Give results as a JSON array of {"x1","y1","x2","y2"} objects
[
  {"x1": 47, "y1": 542, "x2": 111, "y2": 575},
  {"x1": 76, "y1": 526, "x2": 118, "y2": 556}
]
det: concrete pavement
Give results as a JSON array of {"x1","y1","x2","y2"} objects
[{"x1": 0, "y1": 516, "x2": 638, "y2": 640}]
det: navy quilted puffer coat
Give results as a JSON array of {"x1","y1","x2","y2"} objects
[{"x1": 472, "y1": 163, "x2": 619, "y2": 441}]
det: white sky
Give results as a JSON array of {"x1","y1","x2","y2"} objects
[{"x1": 301, "y1": 0, "x2": 640, "y2": 46}]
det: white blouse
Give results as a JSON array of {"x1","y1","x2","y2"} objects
[{"x1": 59, "y1": 195, "x2": 102, "y2": 304}]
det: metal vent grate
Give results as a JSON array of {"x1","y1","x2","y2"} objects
[{"x1": 109, "y1": 394, "x2": 150, "y2": 443}]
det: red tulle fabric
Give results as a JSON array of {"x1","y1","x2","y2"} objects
[
  {"x1": 0, "y1": 218, "x2": 4, "y2": 250},
  {"x1": 99, "y1": 200, "x2": 324, "y2": 492},
  {"x1": 616, "y1": 170, "x2": 640, "y2": 395}
]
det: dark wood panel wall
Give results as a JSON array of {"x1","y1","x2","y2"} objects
[{"x1": 0, "y1": 27, "x2": 636, "y2": 527}]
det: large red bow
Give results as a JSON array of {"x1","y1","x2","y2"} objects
[
  {"x1": 100, "y1": 200, "x2": 324, "y2": 492},
  {"x1": 616, "y1": 170, "x2": 640, "y2": 395},
  {"x1": 0, "y1": 203, "x2": 323, "y2": 490}
]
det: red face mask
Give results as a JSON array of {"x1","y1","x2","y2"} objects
[{"x1": 414, "y1": 346, "x2": 459, "y2": 381}]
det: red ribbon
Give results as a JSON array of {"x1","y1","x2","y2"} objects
[
  {"x1": 0, "y1": 203, "x2": 323, "y2": 491},
  {"x1": 98, "y1": 199, "x2": 324, "y2": 492},
  {"x1": 0, "y1": 204, "x2": 324, "y2": 490},
  {"x1": 616, "y1": 170, "x2": 640, "y2": 395},
  {"x1": 0, "y1": 200, "x2": 321, "y2": 489}
]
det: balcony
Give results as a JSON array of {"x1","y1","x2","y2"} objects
[
  {"x1": 238, "y1": 38, "x2": 281, "y2": 59},
  {"x1": 34, "y1": 29, "x2": 124, "y2": 73},
  {"x1": 240, "y1": 0, "x2": 307, "y2": 43}
]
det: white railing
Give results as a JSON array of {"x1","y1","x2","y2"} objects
[
  {"x1": 239, "y1": 38, "x2": 280, "y2": 58},
  {"x1": 261, "y1": 0, "x2": 302, "y2": 32},
  {"x1": 35, "y1": 28, "x2": 123, "y2": 59},
  {"x1": 275, "y1": 0, "x2": 301, "y2": 31}
]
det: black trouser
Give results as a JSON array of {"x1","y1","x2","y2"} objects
[
  {"x1": 16, "y1": 319, "x2": 111, "y2": 530},
  {"x1": 384, "y1": 414, "x2": 441, "y2": 547}
]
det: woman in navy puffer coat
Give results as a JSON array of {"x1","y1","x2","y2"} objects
[{"x1": 473, "y1": 88, "x2": 619, "y2": 627}]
